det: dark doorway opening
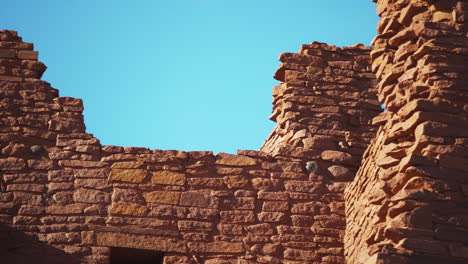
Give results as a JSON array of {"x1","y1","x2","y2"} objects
[{"x1": 110, "y1": 247, "x2": 164, "y2": 264}]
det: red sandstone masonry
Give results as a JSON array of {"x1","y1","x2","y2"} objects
[
  {"x1": 2, "y1": 1, "x2": 467, "y2": 261},
  {"x1": 0, "y1": 29, "x2": 380, "y2": 264},
  {"x1": 345, "y1": 1, "x2": 468, "y2": 263}
]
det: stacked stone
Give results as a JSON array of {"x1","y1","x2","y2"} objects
[
  {"x1": 345, "y1": 1, "x2": 468, "y2": 263},
  {"x1": 256, "y1": 42, "x2": 382, "y2": 263},
  {"x1": 0, "y1": 29, "x2": 106, "y2": 264},
  {"x1": 0, "y1": 30, "x2": 383, "y2": 264},
  {"x1": 262, "y1": 42, "x2": 380, "y2": 160}
]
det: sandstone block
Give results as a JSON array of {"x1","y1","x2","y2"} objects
[
  {"x1": 179, "y1": 191, "x2": 216, "y2": 208},
  {"x1": 291, "y1": 202, "x2": 323, "y2": 214},
  {"x1": 251, "y1": 178, "x2": 281, "y2": 191},
  {"x1": 13, "y1": 192, "x2": 43, "y2": 205},
  {"x1": 188, "y1": 178, "x2": 226, "y2": 189},
  {"x1": 223, "y1": 175, "x2": 250, "y2": 189},
  {"x1": 0, "y1": 48, "x2": 15, "y2": 58},
  {"x1": 218, "y1": 224, "x2": 245, "y2": 235},
  {"x1": 321, "y1": 150, "x2": 354, "y2": 165},
  {"x1": 186, "y1": 207, "x2": 218, "y2": 220},
  {"x1": 178, "y1": 220, "x2": 213, "y2": 231},
  {"x1": 109, "y1": 203, "x2": 149, "y2": 216},
  {"x1": 284, "y1": 181, "x2": 323, "y2": 193},
  {"x1": 0, "y1": 75, "x2": 22, "y2": 82},
  {"x1": 258, "y1": 212, "x2": 287, "y2": 223},
  {"x1": 6, "y1": 183, "x2": 45, "y2": 193},
  {"x1": 95, "y1": 232, "x2": 186, "y2": 253},
  {"x1": 110, "y1": 161, "x2": 145, "y2": 169},
  {"x1": 46, "y1": 204, "x2": 87, "y2": 215},
  {"x1": 220, "y1": 210, "x2": 256, "y2": 223},
  {"x1": 246, "y1": 223, "x2": 275, "y2": 235},
  {"x1": 109, "y1": 169, "x2": 148, "y2": 183},
  {"x1": 152, "y1": 171, "x2": 185, "y2": 185},
  {"x1": 13, "y1": 215, "x2": 39, "y2": 225},
  {"x1": 18, "y1": 50, "x2": 38, "y2": 60},
  {"x1": 291, "y1": 215, "x2": 315, "y2": 227},
  {"x1": 258, "y1": 191, "x2": 289, "y2": 201},
  {"x1": 144, "y1": 191, "x2": 180, "y2": 205},
  {"x1": 262, "y1": 201, "x2": 289, "y2": 212},
  {"x1": 48, "y1": 182, "x2": 74, "y2": 192},
  {"x1": 188, "y1": 241, "x2": 244, "y2": 253},
  {"x1": 327, "y1": 165, "x2": 354, "y2": 180},
  {"x1": 73, "y1": 189, "x2": 110, "y2": 204},
  {"x1": 58, "y1": 160, "x2": 106, "y2": 168},
  {"x1": 149, "y1": 204, "x2": 187, "y2": 218},
  {"x1": 215, "y1": 152, "x2": 257, "y2": 166},
  {"x1": 284, "y1": 248, "x2": 319, "y2": 261},
  {"x1": 27, "y1": 159, "x2": 54, "y2": 170},
  {"x1": 111, "y1": 188, "x2": 145, "y2": 204},
  {"x1": 303, "y1": 136, "x2": 337, "y2": 150},
  {"x1": 225, "y1": 197, "x2": 256, "y2": 210},
  {"x1": 74, "y1": 168, "x2": 108, "y2": 178},
  {"x1": 0, "y1": 157, "x2": 26, "y2": 170}
]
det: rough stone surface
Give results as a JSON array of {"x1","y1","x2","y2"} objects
[
  {"x1": 345, "y1": 1, "x2": 468, "y2": 264},
  {"x1": 0, "y1": 3, "x2": 466, "y2": 262}
]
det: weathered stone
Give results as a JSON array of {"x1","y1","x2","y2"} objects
[
  {"x1": 179, "y1": 191, "x2": 216, "y2": 208},
  {"x1": 110, "y1": 161, "x2": 145, "y2": 169},
  {"x1": 220, "y1": 210, "x2": 256, "y2": 223},
  {"x1": 109, "y1": 203, "x2": 149, "y2": 216},
  {"x1": 7, "y1": 183, "x2": 45, "y2": 193},
  {"x1": 149, "y1": 204, "x2": 187, "y2": 218},
  {"x1": 178, "y1": 220, "x2": 213, "y2": 232},
  {"x1": 188, "y1": 241, "x2": 244, "y2": 253},
  {"x1": 46, "y1": 204, "x2": 87, "y2": 215},
  {"x1": 251, "y1": 178, "x2": 281, "y2": 191},
  {"x1": 58, "y1": 160, "x2": 106, "y2": 168},
  {"x1": 111, "y1": 188, "x2": 145, "y2": 204},
  {"x1": 215, "y1": 152, "x2": 257, "y2": 166},
  {"x1": 284, "y1": 248, "x2": 319, "y2": 261},
  {"x1": 109, "y1": 169, "x2": 148, "y2": 183},
  {"x1": 186, "y1": 207, "x2": 218, "y2": 220},
  {"x1": 95, "y1": 232, "x2": 187, "y2": 253},
  {"x1": 258, "y1": 191, "x2": 289, "y2": 201},
  {"x1": 321, "y1": 150, "x2": 354, "y2": 165},
  {"x1": 262, "y1": 201, "x2": 289, "y2": 212},
  {"x1": 73, "y1": 189, "x2": 110, "y2": 204},
  {"x1": 258, "y1": 212, "x2": 287, "y2": 223},
  {"x1": 327, "y1": 165, "x2": 354, "y2": 180},
  {"x1": 143, "y1": 191, "x2": 180, "y2": 205},
  {"x1": 151, "y1": 171, "x2": 185, "y2": 185},
  {"x1": 0, "y1": 157, "x2": 26, "y2": 170}
]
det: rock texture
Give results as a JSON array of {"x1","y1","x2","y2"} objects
[
  {"x1": 345, "y1": 1, "x2": 468, "y2": 263},
  {"x1": 0, "y1": 30, "x2": 380, "y2": 264},
  {"x1": 0, "y1": 1, "x2": 467, "y2": 263}
]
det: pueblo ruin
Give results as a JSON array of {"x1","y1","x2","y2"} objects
[{"x1": 0, "y1": 0, "x2": 467, "y2": 263}]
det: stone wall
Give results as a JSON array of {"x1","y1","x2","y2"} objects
[
  {"x1": 345, "y1": 0, "x2": 468, "y2": 263},
  {"x1": 2, "y1": 1, "x2": 467, "y2": 262},
  {"x1": 0, "y1": 30, "x2": 380, "y2": 264}
]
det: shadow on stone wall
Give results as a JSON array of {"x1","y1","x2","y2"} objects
[{"x1": 0, "y1": 224, "x2": 77, "y2": 264}]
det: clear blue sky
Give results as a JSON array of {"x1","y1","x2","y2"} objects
[{"x1": 2, "y1": 0, "x2": 378, "y2": 154}]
